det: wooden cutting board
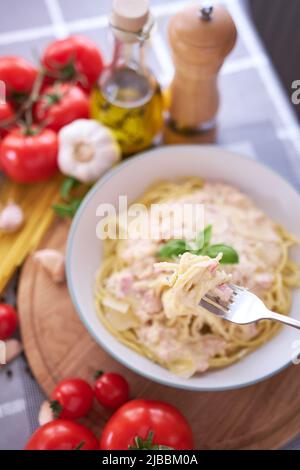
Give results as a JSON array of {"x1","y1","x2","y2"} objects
[{"x1": 17, "y1": 219, "x2": 300, "y2": 449}]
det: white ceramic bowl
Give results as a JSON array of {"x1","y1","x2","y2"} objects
[{"x1": 66, "y1": 145, "x2": 300, "y2": 391}]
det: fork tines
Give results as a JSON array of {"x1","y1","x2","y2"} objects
[{"x1": 200, "y1": 295, "x2": 227, "y2": 317}]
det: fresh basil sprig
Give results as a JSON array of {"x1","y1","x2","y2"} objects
[
  {"x1": 189, "y1": 224, "x2": 212, "y2": 253},
  {"x1": 157, "y1": 225, "x2": 239, "y2": 264},
  {"x1": 53, "y1": 177, "x2": 83, "y2": 219},
  {"x1": 205, "y1": 244, "x2": 239, "y2": 264},
  {"x1": 157, "y1": 239, "x2": 189, "y2": 259},
  {"x1": 52, "y1": 198, "x2": 82, "y2": 218},
  {"x1": 60, "y1": 176, "x2": 79, "y2": 200}
]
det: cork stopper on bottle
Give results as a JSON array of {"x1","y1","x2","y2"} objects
[{"x1": 111, "y1": 0, "x2": 149, "y2": 40}]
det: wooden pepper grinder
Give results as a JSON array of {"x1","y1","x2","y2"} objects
[{"x1": 164, "y1": 3, "x2": 237, "y2": 144}]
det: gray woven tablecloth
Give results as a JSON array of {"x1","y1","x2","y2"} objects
[{"x1": 1, "y1": 0, "x2": 300, "y2": 450}]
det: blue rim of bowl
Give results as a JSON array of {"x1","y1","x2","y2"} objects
[{"x1": 66, "y1": 144, "x2": 298, "y2": 392}]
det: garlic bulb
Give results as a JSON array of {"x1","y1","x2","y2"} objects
[
  {"x1": 0, "y1": 202, "x2": 24, "y2": 233},
  {"x1": 34, "y1": 249, "x2": 65, "y2": 283},
  {"x1": 58, "y1": 119, "x2": 121, "y2": 183}
]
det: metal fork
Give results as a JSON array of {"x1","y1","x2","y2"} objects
[{"x1": 200, "y1": 284, "x2": 300, "y2": 330}]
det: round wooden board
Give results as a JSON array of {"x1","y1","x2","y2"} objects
[{"x1": 18, "y1": 219, "x2": 300, "y2": 449}]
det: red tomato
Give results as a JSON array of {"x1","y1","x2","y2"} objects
[
  {"x1": 100, "y1": 399, "x2": 194, "y2": 450},
  {"x1": 25, "y1": 420, "x2": 99, "y2": 450},
  {"x1": 34, "y1": 83, "x2": 89, "y2": 132},
  {"x1": 94, "y1": 372, "x2": 129, "y2": 409},
  {"x1": 0, "y1": 102, "x2": 15, "y2": 137},
  {"x1": 42, "y1": 35, "x2": 104, "y2": 91},
  {"x1": 0, "y1": 56, "x2": 38, "y2": 102},
  {"x1": 0, "y1": 127, "x2": 58, "y2": 183},
  {"x1": 50, "y1": 378, "x2": 94, "y2": 420},
  {"x1": 0, "y1": 304, "x2": 18, "y2": 340}
]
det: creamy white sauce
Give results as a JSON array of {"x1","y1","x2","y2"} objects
[{"x1": 103, "y1": 182, "x2": 283, "y2": 375}]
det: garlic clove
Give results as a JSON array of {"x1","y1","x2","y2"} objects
[
  {"x1": 34, "y1": 249, "x2": 65, "y2": 284},
  {"x1": 0, "y1": 203, "x2": 24, "y2": 233},
  {"x1": 38, "y1": 401, "x2": 54, "y2": 426},
  {"x1": 4, "y1": 339, "x2": 23, "y2": 364}
]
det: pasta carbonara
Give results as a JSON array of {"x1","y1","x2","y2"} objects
[{"x1": 95, "y1": 178, "x2": 300, "y2": 377}]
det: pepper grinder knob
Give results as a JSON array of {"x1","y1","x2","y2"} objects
[
  {"x1": 200, "y1": 5, "x2": 213, "y2": 21},
  {"x1": 164, "y1": 3, "x2": 237, "y2": 144}
]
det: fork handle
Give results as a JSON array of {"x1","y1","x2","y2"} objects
[{"x1": 266, "y1": 311, "x2": 300, "y2": 330}]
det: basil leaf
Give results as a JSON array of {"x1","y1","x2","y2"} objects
[
  {"x1": 52, "y1": 203, "x2": 75, "y2": 218},
  {"x1": 52, "y1": 198, "x2": 82, "y2": 219},
  {"x1": 202, "y1": 224, "x2": 212, "y2": 250},
  {"x1": 70, "y1": 198, "x2": 82, "y2": 212},
  {"x1": 158, "y1": 239, "x2": 188, "y2": 259},
  {"x1": 189, "y1": 225, "x2": 212, "y2": 253},
  {"x1": 156, "y1": 225, "x2": 239, "y2": 264},
  {"x1": 206, "y1": 244, "x2": 239, "y2": 264},
  {"x1": 60, "y1": 177, "x2": 79, "y2": 201}
]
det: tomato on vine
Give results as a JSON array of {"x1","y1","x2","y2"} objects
[
  {"x1": 0, "y1": 102, "x2": 15, "y2": 137},
  {"x1": 34, "y1": 83, "x2": 89, "y2": 132},
  {"x1": 0, "y1": 56, "x2": 38, "y2": 104},
  {"x1": 42, "y1": 35, "x2": 104, "y2": 91},
  {"x1": 0, "y1": 127, "x2": 58, "y2": 183}
]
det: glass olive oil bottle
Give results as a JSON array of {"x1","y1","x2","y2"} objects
[{"x1": 90, "y1": 0, "x2": 163, "y2": 156}]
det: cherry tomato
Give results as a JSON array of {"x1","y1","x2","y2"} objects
[
  {"x1": 50, "y1": 378, "x2": 94, "y2": 420},
  {"x1": 100, "y1": 399, "x2": 194, "y2": 450},
  {"x1": 25, "y1": 420, "x2": 99, "y2": 450},
  {"x1": 0, "y1": 102, "x2": 15, "y2": 137},
  {"x1": 0, "y1": 56, "x2": 38, "y2": 103},
  {"x1": 94, "y1": 371, "x2": 129, "y2": 409},
  {"x1": 42, "y1": 35, "x2": 104, "y2": 91},
  {"x1": 34, "y1": 83, "x2": 89, "y2": 132},
  {"x1": 0, "y1": 304, "x2": 18, "y2": 340},
  {"x1": 0, "y1": 127, "x2": 58, "y2": 183}
]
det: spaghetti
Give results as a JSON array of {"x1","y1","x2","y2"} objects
[{"x1": 95, "y1": 178, "x2": 300, "y2": 377}]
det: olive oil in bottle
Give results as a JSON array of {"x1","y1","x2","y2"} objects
[{"x1": 90, "y1": 0, "x2": 163, "y2": 156}]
